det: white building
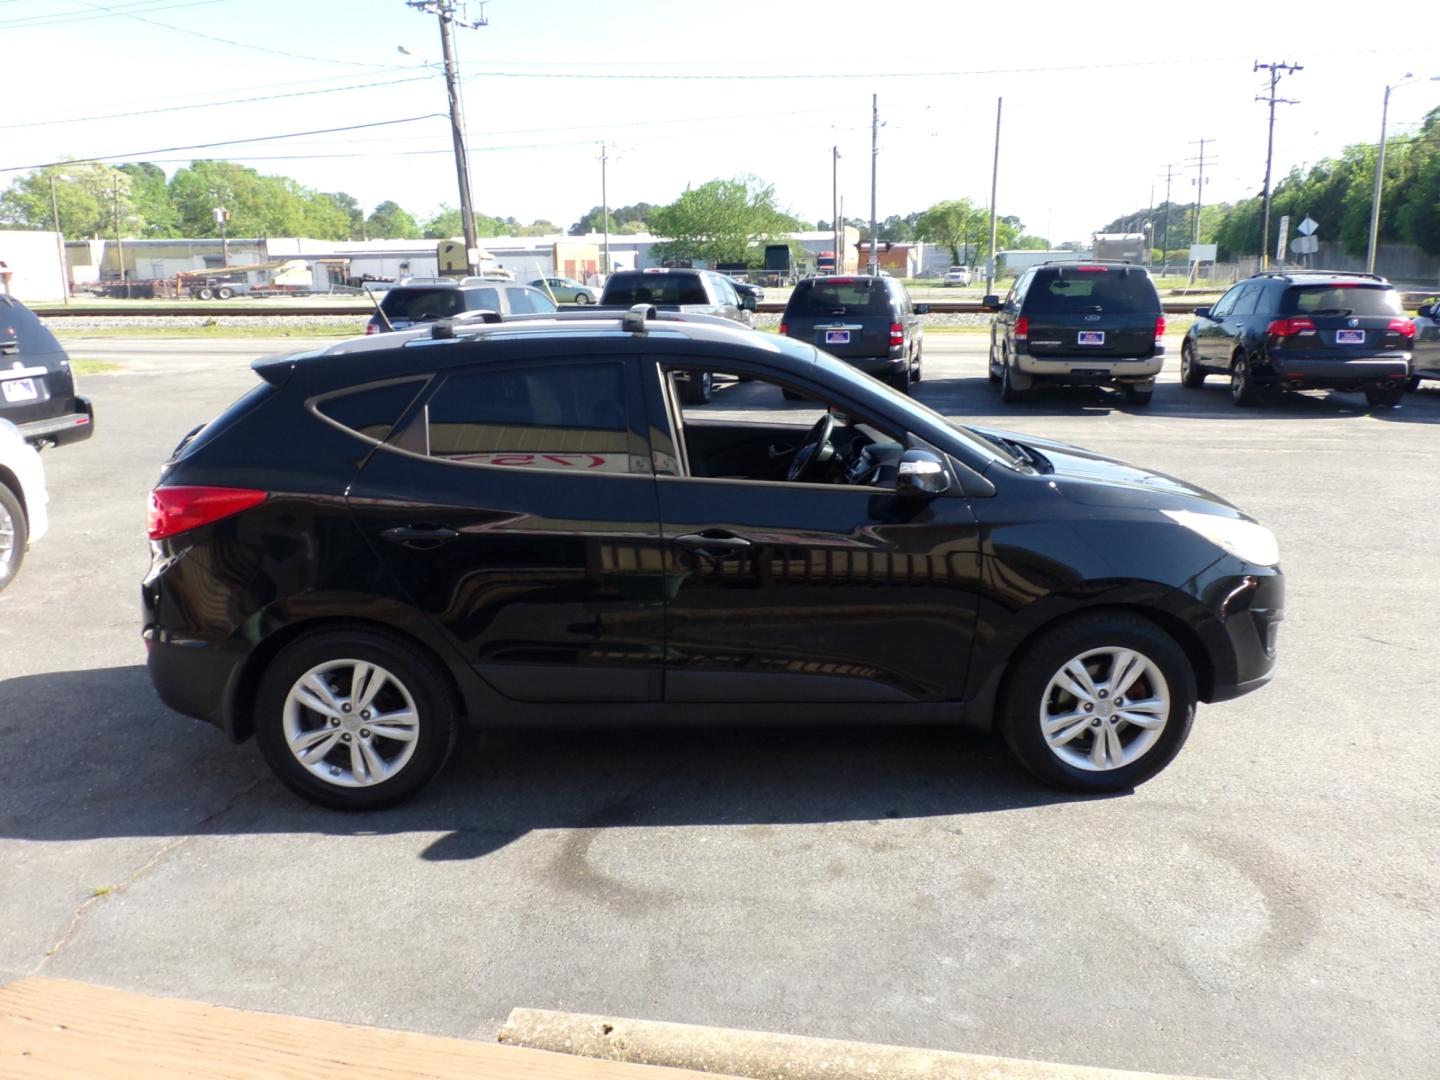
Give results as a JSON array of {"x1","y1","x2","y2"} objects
[{"x1": 0, "y1": 231, "x2": 69, "y2": 303}]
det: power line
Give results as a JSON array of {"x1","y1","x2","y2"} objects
[
  {"x1": 1254, "y1": 60, "x2": 1302, "y2": 268},
  {"x1": 0, "y1": 114, "x2": 447, "y2": 174},
  {"x1": 0, "y1": 0, "x2": 220, "y2": 28}
]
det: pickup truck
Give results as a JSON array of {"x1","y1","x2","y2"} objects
[{"x1": 599, "y1": 269, "x2": 758, "y2": 402}]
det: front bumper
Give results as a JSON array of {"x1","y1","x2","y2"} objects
[
  {"x1": 1203, "y1": 568, "x2": 1284, "y2": 702},
  {"x1": 17, "y1": 397, "x2": 94, "y2": 447}
]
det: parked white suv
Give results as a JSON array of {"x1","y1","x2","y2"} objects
[
  {"x1": 943, "y1": 266, "x2": 972, "y2": 286},
  {"x1": 0, "y1": 418, "x2": 48, "y2": 592}
]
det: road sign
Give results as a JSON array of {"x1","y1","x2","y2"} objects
[
  {"x1": 1291, "y1": 235, "x2": 1319, "y2": 255},
  {"x1": 1277, "y1": 215, "x2": 1290, "y2": 260},
  {"x1": 1298, "y1": 216, "x2": 1319, "y2": 236},
  {"x1": 1189, "y1": 244, "x2": 1218, "y2": 262}
]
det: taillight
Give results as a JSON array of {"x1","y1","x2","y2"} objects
[
  {"x1": 1388, "y1": 318, "x2": 1415, "y2": 339},
  {"x1": 779, "y1": 322, "x2": 788, "y2": 336},
  {"x1": 148, "y1": 486, "x2": 268, "y2": 540},
  {"x1": 1266, "y1": 317, "x2": 1316, "y2": 338},
  {"x1": 1154, "y1": 315, "x2": 1166, "y2": 341},
  {"x1": 1075, "y1": 265, "x2": 1109, "y2": 273},
  {"x1": 364, "y1": 323, "x2": 378, "y2": 335},
  {"x1": 889, "y1": 322, "x2": 904, "y2": 346},
  {"x1": 1014, "y1": 316, "x2": 1030, "y2": 341}
]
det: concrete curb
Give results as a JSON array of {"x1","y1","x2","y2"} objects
[{"x1": 497, "y1": 1008, "x2": 1218, "y2": 1080}]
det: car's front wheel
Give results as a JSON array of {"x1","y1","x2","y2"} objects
[
  {"x1": 574, "y1": 293, "x2": 593, "y2": 305},
  {"x1": 999, "y1": 355, "x2": 1025, "y2": 403},
  {"x1": 1180, "y1": 340, "x2": 1205, "y2": 388},
  {"x1": 254, "y1": 629, "x2": 458, "y2": 810},
  {"x1": 999, "y1": 613, "x2": 1196, "y2": 792},
  {"x1": 0, "y1": 482, "x2": 28, "y2": 593},
  {"x1": 1230, "y1": 355, "x2": 1262, "y2": 407}
]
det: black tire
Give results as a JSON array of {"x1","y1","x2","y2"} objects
[
  {"x1": 216, "y1": 287, "x2": 234, "y2": 300},
  {"x1": 888, "y1": 359, "x2": 913, "y2": 395},
  {"x1": 987, "y1": 344, "x2": 1001, "y2": 384},
  {"x1": 0, "y1": 481, "x2": 27, "y2": 594},
  {"x1": 678, "y1": 371, "x2": 713, "y2": 405},
  {"x1": 999, "y1": 356, "x2": 1025, "y2": 403},
  {"x1": 998, "y1": 612, "x2": 1197, "y2": 792},
  {"x1": 1403, "y1": 375, "x2": 1420, "y2": 393},
  {"x1": 1121, "y1": 384, "x2": 1153, "y2": 407},
  {"x1": 254, "y1": 628, "x2": 458, "y2": 810},
  {"x1": 1230, "y1": 355, "x2": 1262, "y2": 407},
  {"x1": 1180, "y1": 340, "x2": 1206, "y2": 388},
  {"x1": 574, "y1": 293, "x2": 593, "y2": 305},
  {"x1": 911, "y1": 350, "x2": 923, "y2": 384},
  {"x1": 1364, "y1": 384, "x2": 1404, "y2": 409},
  {"x1": 197, "y1": 287, "x2": 214, "y2": 301}
]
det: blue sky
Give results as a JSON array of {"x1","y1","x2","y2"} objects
[{"x1": 3, "y1": 0, "x2": 1438, "y2": 242}]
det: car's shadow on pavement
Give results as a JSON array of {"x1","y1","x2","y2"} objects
[
  {"x1": 0, "y1": 666, "x2": 1106, "y2": 860},
  {"x1": 913, "y1": 375, "x2": 1440, "y2": 424}
]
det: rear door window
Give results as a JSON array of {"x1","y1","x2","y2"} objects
[
  {"x1": 1231, "y1": 283, "x2": 1262, "y2": 316},
  {"x1": 787, "y1": 279, "x2": 893, "y2": 315},
  {"x1": 463, "y1": 287, "x2": 502, "y2": 313},
  {"x1": 0, "y1": 297, "x2": 63, "y2": 355},
  {"x1": 1022, "y1": 269, "x2": 1159, "y2": 314},
  {"x1": 1282, "y1": 285, "x2": 1403, "y2": 317}
]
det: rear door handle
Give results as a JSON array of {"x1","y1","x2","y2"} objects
[
  {"x1": 381, "y1": 525, "x2": 459, "y2": 548},
  {"x1": 674, "y1": 532, "x2": 752, "y2": 558}
]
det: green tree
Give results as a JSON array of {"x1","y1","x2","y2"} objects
[
  {"x1": 117, "y1": 162, "x2": 179, "y2": 237},
  {"x1": 0, "y1": 162, "x2": 136, "y2": 238},
  {"x1": 569, "y1": 202, "x2": 655, "y2": 235},
  {"x1": 650, "y1": 177, "x2": 802, "y2": 267},
  {"x1": 169, "y1": 161, "x2": 312, "y2": 236},
  {"x1": 915, "y1": 199, "x2": 988, "y2": 264},
  {"x1": 299, "y1": 192, "x2": 355, "y2": 241},
  {"x1": 365, "y1": 200, "x2": 422, "y2": 240}
]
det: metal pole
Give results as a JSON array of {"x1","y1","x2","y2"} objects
[
  {"x1": 1193, "y1": 140, "x2": 1206, "y2": 246},
  {"x1": 601, "y1": 141, "x2": 610, "y2": 276},
  {"x1": 113, "y1": 176, "x2": 128, "y2": 300},
  {"x1": 1366, "y1": 84, "x2": 1393, "y2": 274},
  {"x1": 48, "y1": 175, "x2": 69, "y2": 305},
  {"x1": 435, "y1": 4, "x2": 478, "y2": 267},
  {"x1": 1162, "y1": 164, "x2": 1174, "y2": 273},
  {"x1": 1259, "y1": 69, "x2": 1278, "y2": 269},
  {"x1": 868, "y1": 94, "x2": 878, "y2": 276},
  {"x1": 986, "y1": 97, "x2": 1001, "y2": 295},
  {"x1": 221, "y1": 214, "x2": 229, "y2": 269},
  {"x1": 832, "y1": 145, "x2": 839, "y2": 275}
]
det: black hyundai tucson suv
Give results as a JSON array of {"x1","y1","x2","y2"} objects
[
  {"x1": 0, "y1": 295, "x2": 94, "y2": 448},
  {"x1": 1180, "y1": 270, "x2": 1414, "y2": 408},
  {"x1": 143, "y1": 306, "x2": 1283, "y2": 810},
  {"x1": 984, "y1": 262, "x2": 1165, "y2": 406}
]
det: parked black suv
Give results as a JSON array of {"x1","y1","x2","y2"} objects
[
  {"x1": 779, "y1": 275, "x2": 927, "y2": 392},
  {"x1": 984, "y1": 262, "x2": 1164, "y2": 406},
  {"x1": 143, "y1": 306, "x2": 1282, "y2": 810},
  {"x1": 0, "y1": 295, "x2": 94, "y2": 448},
  {"x1": 1180, "y1": 270, "x2": 1414, "y2": 408},
  {"x1": 365, "y1": 279, "x2": 556, "y2": 334}
]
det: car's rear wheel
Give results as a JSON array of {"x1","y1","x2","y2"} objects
[
  {"x1": 1121, "y1": 384, "x2": 1153, "y2": 407},
  {"x1": 0, "y1": 482, "x2": 27, "y2": 594},
  {"x1": 999, "y1": 356, "x2": 1025, "y2": 403},
  {"x1": 1403, "y1": 375, "x2": 1420, "y2": 392},
  {"x1": 1180, "y1": 340, "x2": 1205, "y2": 388},
  {"x1": 197, "y1": 287, "x2": 214, "y2": 301},
  {"x1": 254, "y1": 629, "x2": 458, "y2": 810},
  {"x1": 574, "y1": 293, "x2": 592, "y2": 305},
  {"x1": 1230, "y1": 355, "x2": 1262, "y2": 407},
  {"x1": 678, "y1": 371, "x2": 713, "y2": 405},
  {"x1": 999, "y1": 613, "x2": 1196, "y2": 792},
  {"x1": 1364, "y1": 384, "x2": 1404, "y2": 409},
  {"x1": 911, "y1": 350, "x2": 923, "y2": 384},
  {"x1": 987, "y1": 343, "x2": 1001, "y2": 383},
  {"x1": 216, "y1": 287, "x2": 234, "y2": 300},
  {"x1": 889, "y1": 358, "x2": 913, "y2": 395}
]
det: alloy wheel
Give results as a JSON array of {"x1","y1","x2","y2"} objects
[
  {"x1": 1038, "y1": 646, "x2": 1171, "y2": 771},
  {"x1": 282, "y1": 659, "x2": 421, "y2": 788},
  {"x1": 0, "y1": 502, "x2": 14, "y2": 573}
]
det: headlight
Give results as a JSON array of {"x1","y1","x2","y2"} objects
[{"x1": 1161, "y1": 509, "x2": 1279, "y2": 566}]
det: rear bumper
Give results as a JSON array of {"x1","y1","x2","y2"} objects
[
  {"x1": 16, "y1": 397, "x2": 94, "y2": 447},
  {"x1": 1017, "y1": 352, "x2": 1163, "y2": 380},
  {"x1": 1260, "y1": 355, "x2": 1409, "y2": 386},
  {"x1": 839, "y1": 351, "x2": 906, "y2": 376}
]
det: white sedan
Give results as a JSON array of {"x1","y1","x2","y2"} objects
[{"x1": 0, "y1": 418, "x2": 48, "y2": 592}]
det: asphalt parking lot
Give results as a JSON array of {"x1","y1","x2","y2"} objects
[{"x1": 2, "y1": 333, "x2": 1437, "y2": 1079}]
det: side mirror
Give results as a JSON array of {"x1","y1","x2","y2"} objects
[
  {"x1": 981, "y1": 294, "x2": 1001, "y2": 312},
  {"x1": 913, "y1": 303, "x2": 930, "y2": 315},
  {"x1": 896, "y1": 449, "x2": 951, "y2": 498},
  {"x1": 1193, "y1": 307, "x2": 1212, "y2": 319},
  {"x1": 742, "y1": 294, "x2": 758, "y2": 311}
]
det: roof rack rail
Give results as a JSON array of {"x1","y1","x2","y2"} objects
[
  {"x1": 431, "y1": 310, "x2": 502, "y2": 338},
  {"x1": 1253, "y1": 269, "x2": 1389, "y2": 281},
  {"x1": 622, "y1": 303, "x2": 657, "y2": 333}
]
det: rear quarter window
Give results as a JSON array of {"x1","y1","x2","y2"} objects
[
  {"x1": 0, "y1": 297, "x2": 64, "y2": 356},
  {"x1": 313, "y1": 378, "x2": 429, "y2": 443},
  {"x1": 174, "y1": 382, "x2": 276, "y2": 461},
  {"x1": 1022, "y1": 269, "x2": 1159, "y2": 314}
]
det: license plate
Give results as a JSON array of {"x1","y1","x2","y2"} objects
[
  {"x1": 1, "y1": 378, "x2": 37, "y2": 403},
  {"x1": 1336, "y1": 329, "x2": 1365, "y2": 345},
  {"x1": 1077, "y1": 331, "x2": 1105, "y2": 346},
  {"x1": 825, "y1": 330, "x2": 850, "y2": 344}
]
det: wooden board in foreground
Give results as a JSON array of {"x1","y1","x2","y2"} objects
[{"x1": 0, "y1": 978, "x2": 734, "y2": 1080}]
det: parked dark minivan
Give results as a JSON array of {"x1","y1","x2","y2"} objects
[
  {"x1": 780, "y1": 275, "x2": 927, "y2": 393},
  {"x1": 143, "y1": 306, "x2": 1283, "y2": 810},
  {"x1": 985, "y1": 262, "x2": 1164, "y2": 406},
  {"x1": 0, "y1": 294, "x2": 94, "y2": 448}
]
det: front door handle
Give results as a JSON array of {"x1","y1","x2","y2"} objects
[
  {"x1": 381, "y1": 525, "x2": 459, "y2": 549},
  {"x1": 674, "y1": 532, "x2": 752, "y2": 559}
]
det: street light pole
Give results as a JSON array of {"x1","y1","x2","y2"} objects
[
  {"x1": 1367, "y1": 75, "x2": 1438, "y2": 274},
  {"x1": 986, "y1": 97, "x2": 1001, "y2": 295},
  {"x1": 48, "y1": 174, "x2": 69, "y2": 305},
  {"x1": 868, "y1": 94, "x2": 879, "y2": 276},
  {"x1": 832, "y1": 145, "x2": 840, "y2": 275}
]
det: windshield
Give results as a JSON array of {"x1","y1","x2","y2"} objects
[
  {"x1": 1281, "y1": 284, "x2": 1403, "y2": 316},
  {"x1": 379, "y1": 288, "x2": 465, "y2": 321},
  {"x1": 788, "y1": 279, "x2": 893, "y2": 316},
  {"x1": 1023, "y1": 268, "x2": 1158, "y2": 314}
]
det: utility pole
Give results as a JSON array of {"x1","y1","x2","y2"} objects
[
  {"x1": 868, "y1": 94, "x2": 879, "y2": 276},
  {"x1": 1186, "y1": 138, "x2": 1215, "y2": 247},
  {"x1": 48, "y1": 174, "x2": 69, "y2": 305},
  {"x1": 832, "y1": 145, "x2": 840, "y2": 275},
  {"x1": 986, "y1": 96, "x2": 1002, "y2": 295},
  {"x1": 600, "y1": 141, "x2": 609, "y2": 277},
  {"x1": 408, "y1": 0, "x2": 487, "y2": 270},
  {"x1": 1157, "y1": 162, "x2": 1179, "y2": 272},
  {"x1": 1254, "y1": 60, "x2": 1302, "y2": 268},
  {"x1": 113, "y1": 176, "x2": 128, "y2": 300}
]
